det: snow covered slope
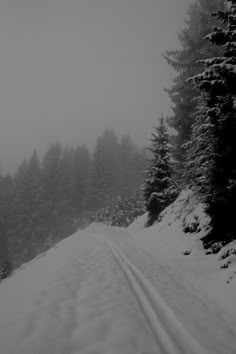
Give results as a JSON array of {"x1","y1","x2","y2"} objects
[
  {"x1": 0, "y1": 229, "x2": 160, "y2": 354},
  {"x1": 0, "y1": 190, "x2": 235, "y2": 354},
  {"x1": 130, "y1": 190, "x2": 236, "y2": 323}
]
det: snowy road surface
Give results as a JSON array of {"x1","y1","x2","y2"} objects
[{"x1": 0, "y1": 224, "x2": 236, "y2": 354}]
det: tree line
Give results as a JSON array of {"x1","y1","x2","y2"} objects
[
  {"x1": 143, "y1": 0, "x2": 236, "y2": 248},
  {"x1": 0, "y1": 129, "x2": 145, "y2": 269},
  {"x1": 1, "y1": 0, "x2": 235, "y2": 274}
]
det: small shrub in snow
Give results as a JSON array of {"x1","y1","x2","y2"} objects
[
  {"x1": 183, "y1": 220, "x2": 200, "y2": 234},
  {"x1": 182, "y1": 250, "x2": 191, "y2": 256},
  {"x1": 0, "y1": 260, "x2": 12, "y2": 280},
  {"x1": 182, "y1": 208, "x2": 204, "y2": 234},
  {"x1": 220, "y1": 261, "x2": 231, "y2": 269},
  {"x1": 75, "y1": 191, "x2": 145, "y2": 229},
  {"x1": 220, "y1": 248, "x2": 236, "y2": 260},
  {"x1": 209, "y1": 243, "x2": 224, "y2": 254}
]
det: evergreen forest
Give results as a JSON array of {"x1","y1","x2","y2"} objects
[{"x1": 1, "y1": 0, "x2": 236, "y2": 277}]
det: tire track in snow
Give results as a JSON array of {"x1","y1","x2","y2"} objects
[{"x1": 109, "y1": 241, "x2": 206, "y2": 354}]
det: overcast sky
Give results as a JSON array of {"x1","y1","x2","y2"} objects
[{"x1": 0, "y1": 0, "x2": 192, "y2": 173}]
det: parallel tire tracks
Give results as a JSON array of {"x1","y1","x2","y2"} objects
[{"x1": 109, "y1": 241, "x2": 206, "y2": 354}]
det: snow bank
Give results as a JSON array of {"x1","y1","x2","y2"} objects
[
  {"x1": 127, "y1": 212, "x2": 148, "y2": 233},
  {"x1": 130, "y1": 190, "x2": 236, "y2": 324}
]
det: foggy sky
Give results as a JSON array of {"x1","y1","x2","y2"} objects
[{"x1": 0, "y1": 0, "x2": 192, "y2": 173}]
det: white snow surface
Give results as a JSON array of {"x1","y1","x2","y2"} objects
[
  {"x1": 0, "y1": 190, "x2": 236, "y2": 353},
  {"x1": 131, "y1": 190, "x2": 236, "y2": 321}
]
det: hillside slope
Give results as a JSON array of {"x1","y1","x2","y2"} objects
[
  {"x1": 0, "y1": 190, "x2": 235, "y2": 353},
  {"x1": 131, "y1": 190, "x2": 236, "y2": 322}
]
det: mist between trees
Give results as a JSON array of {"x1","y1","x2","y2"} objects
[
  {"x1": 1, "y1": 0, "x2": 236, "y2": 277},
  {"x1": 0, "y1": 129, "x2": 146, "y2": 269}
]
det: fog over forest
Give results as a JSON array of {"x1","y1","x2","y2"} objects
[
  {"x1": 0, "y1": 0, "x2": 191, "y2": 173},
  {"x1": 1, "y1": 1, "x2": 236, "y2": 352}
]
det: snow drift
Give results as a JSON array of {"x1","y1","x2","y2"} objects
[{"x1": 131, "y1": 189, "x2": 236, "y2": 322}]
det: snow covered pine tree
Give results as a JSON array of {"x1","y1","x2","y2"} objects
[
  {"x1": 164, "y1": 0, "x2": 223, "y2": 184},
  {"x1": 143, "y1": 117, "x2": 178, "y2": 226},
  {"x1": 189, "y1": 0, "x2": 236, "y2": 246}
]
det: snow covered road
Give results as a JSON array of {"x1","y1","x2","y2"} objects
[
  {"x1": 109, "y1": 242, "x2": 205, "y2": 354},
  {"x1": 0, "y1": 224, "x2": 236, "y2": 353}
]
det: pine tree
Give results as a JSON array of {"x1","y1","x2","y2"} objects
[
  {"x1": 8, "y1": 152, "x2": 46, "y2": 263},
  {"x1": 86, "y1": 129, "x2": 121, "y2": 210},
  {"x1": 143, "y1": 117, "x2": 178, "y2": 226},
  {"x1": 60, "y1": 146, "x2": 76, "y2": 213},
  {"x1": 9, "y1": 160, "x2": 30, "y2": 262},
  {"x1": 189, "y1": 0, "x2": 236, "y2": 245},
  {"x1": 24, "y1": 151, "x2": 45, "y2": 246},
  {"x1": 0, "y1": 174, "x2": 13, "y2": 265},
  {"x1": 72, "y1": 145, "x2": 90, "y2": 212},
  {"x1": 164, "y1": 0, "x2": 224, "y2": 183},
  {"x1": 184, "y1": 99, "x2": 217, "y2": 195},
  {"x1": 119, "y1": 135, "x2": 144, "y2": 198},
  {"x1": 42, "y1": 142, "x2": 74, "y2": 239},
  {"x1": 42, "y1": 142, "x2": 65, "y2": 213}
]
